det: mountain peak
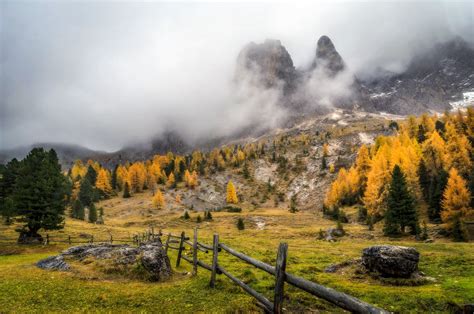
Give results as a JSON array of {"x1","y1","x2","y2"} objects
[{"x1": 312, "y1": 35, "x2": 345, "y2": 74}]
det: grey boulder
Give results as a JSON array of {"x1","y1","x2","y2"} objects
[{"x1": 362, "y1": 245, "x2": 420, "y2": 278}]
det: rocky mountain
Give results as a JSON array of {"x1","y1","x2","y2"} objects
[
  {"x1": 310, "y1": 35, "x2": 345, "y2": 75},
  {"x1": 235, "y1": 35, "x2": 474, "y2": 115},
  {"x1": 235, "y1": 39, "x2": 298, "y2": 95},
  {"x1": 360, "y1": 37, "x2": 474, "y2": 114}
]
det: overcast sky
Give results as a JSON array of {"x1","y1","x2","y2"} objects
[{"x1": 1, "y1": 1, "x2": 472, "y2": 151}]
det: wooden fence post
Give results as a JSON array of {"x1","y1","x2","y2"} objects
[
  {"x1": 68, "y1": 235, "x2": 71, "y2": 245},
  {"x1": 110, "y1": 234, "x2": 113, "y2": 244},
  {"x1": 210, "y1": 233, "x2": 219, "y2": 288},
  {"x1": 90, "y1": 235, "x2": 94, "y2": 244},
  {"x1": 273, "y1": 242, "x2": 288, "y2": 314},
  {"x1": 193, "y1": 227, "x2": 198, "y2": 275},
  {"x1": 165, "y1": 233, "x2": 171, "y2": 254},
  {"x1": 176, "y1": 231, "x2": 185, "y2": 267},
  {"x1": 46, "y1": 234, "x2": 50, "y2": 245}
]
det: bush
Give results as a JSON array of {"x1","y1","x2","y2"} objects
[
  {"x1": 237, "y1": 218, "x2": 245, "y2": 230},
  {"x1": 357, "y1": 206, "x2": 368, "y2": 223},
  {"x1": 182, "y1": 211, "x2": 190, "y2": 220},
  {"x1": 225, "y1": 206, "x2": 242, "y2": 213}
]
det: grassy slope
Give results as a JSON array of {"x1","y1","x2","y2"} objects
[{"x1": 1, "y1": 194, "x2": 473, "y2": 313}]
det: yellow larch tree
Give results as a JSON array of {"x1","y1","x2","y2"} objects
[
  {"x1": 116, "y1": 165, "x2": 128, "y2": 190},
  {"x1": 444, "y1": 122, "x2": 472, "y2": 178},
  {"x1": 441, "y1": 168, "x2": 473, "y2": 229},
  {"x1": 96, "y1": 168, "x2": 113, "y2": 196},
  {"x1": 166, "y1": 172, "x2": 175, "y2": 188},
  {"x1": 354, "y1": 144, "x2": 371, "y2": 193},
  {"x1": 421, "y1": 130, "x2": 446, "y2": 176},
  {"x1": 226, "y1": 181, "x2": 238, "y2": 204},
  {"x1": 71, "y1": 160, "x2": 87, "y2": 181},
  {"x1": 363, "y1": 144, "x2": 392, "y2": 217},
  {"x1": 128, "y1": 162, "x2": 146, "y2": 193},
  {"x1": 152, "y1": 189, "x2": 165, "y2": 209}
]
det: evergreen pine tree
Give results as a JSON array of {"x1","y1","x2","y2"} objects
[
  {"x1": 196, "y1": 215, "x2": 202, "y2": 223},
  {"x1": 111, "y1": 165, "x2": 118, "y2": 190},
  {"x1": 78, "y1": 178, "x2": 94, "y2": 207},
  {"x1": 88, "y1": 204, "x2": 98, "y2": 223},
  {"x1": 71, "y1": 199, "x2": 84, "y2": 219},
  {"x1": 451, "y1": 214, "x2": 468, "y2": 242},
  {"x1": 0, "y1": 159, "x2": 21, "y2": 224},
  {"x1": 289, "y1": 194, "x2": 298, "y2": 213},
  {"x1": 13, "y1": 148, "x2": 68, "y2": 241},
  {"x1": 84, "y1": 165, "x2": 98, "y2": 186},
  {"x1": 123, "y1": 182, "x2": 131, "y2": 198},
  {"x1": 384, "y1": 165, "x2": 418, "y2": 236},
  {"x1": 237, "y1": 218, "x2": 245, "y2": 230},
  {"x1": 428, "y1": 169, "x2": 448, "y2": 222},
  {"x1": 183, "y1": 210, "x2": 190, "y2": 220},
  {"x1": 418, "y1": 160, "x2": 430, "y2": 202},
  {"x1": 206, "y1": 211, "x2": 213, "y2": 220}
]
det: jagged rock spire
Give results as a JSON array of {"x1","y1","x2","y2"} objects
[{"x1": 311, "y1": 35, "x2": 345, "y2": 75}]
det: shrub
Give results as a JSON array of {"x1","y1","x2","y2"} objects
[
  {"x1": 225, "y1": 206, "x2": 242, "y2": 213},
  {"x1": 237, "y1": 218, "x2": 245, "y2": 230},
  {"x1": 183, "y1": 211, "x2": 190, "y2": 220}
]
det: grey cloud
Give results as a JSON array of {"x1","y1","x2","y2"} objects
[{"x1": 1, "y1": 1, "x2": 472, "y2": 151}]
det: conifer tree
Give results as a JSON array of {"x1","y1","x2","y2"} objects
[
  {"x1": 237, "y1": 218, "x2": 245, "y2": 230},
  {"x1": 13, "y1": 148, "x2": 68, "y2": 241},
  {"x1": 226, "y1": 180, "x2": 238, "y2": 204},
  {"x1": 441, "y1": 168, "x2": 472, "y2": 232},
  {"x1": 183, "y1": 210, "x2": 190, "y2": 220},
  {"x1": 427, "y1": 169, "x2": 448, "y2": 222},
  {"x1": 384, "y1": 165, "x2": 418, "y2": 235},
  {"x1": 84, "y1": 165, "x2": 98, "y2": 186},
  {"x1": 111, "y1": 165, "x2": 118, "y2": 190},
  {"x1": 418, "y1": 160, "x2": 430, "y2": 202},
  {"x1": 0, "y1": 159, "x2": 21, "y2": 224},
  {"x1": 78, "y1": 178, "x2": 95, "y2": 207},
  {"x1": 196, "y1": 215, "x2": 202, "y2": 223},
  {"x1": 88, "y1": 204, "x2": 98, "y2": 223},
  {"x1": 242, "y1": 162, "x2": 250, "y2": 179},
  {"x1": 123, "y1": 182, "x2": 131, "y2": 198},
  {"x1": 152, "y1": 190, "x2": 165, "y2": 209}
]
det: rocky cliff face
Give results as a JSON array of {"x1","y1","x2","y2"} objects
[
  {"x1": 235, "y1": 39, "x2": 298, "y2": 95},
  {"x1": 360, "y1": 37, "x2": 474, "y2": 114},
  {"x1": 235, "y1": 35, "x2": 474, "y2": 115},
  {"x1": 310, "y1": 35, "x2": 345, "y2": 75}
]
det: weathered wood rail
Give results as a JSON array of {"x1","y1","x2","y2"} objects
[{"x1": 165, "y1": 228, "x2": 388, "y2": 314}]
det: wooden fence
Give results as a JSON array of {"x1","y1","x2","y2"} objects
[
  {"x1": 0, "y1": 229, "x2": 160, "y2": 246},
  {"x1": 1, "y1": 228, "x2": 387, "y2": 313},
  {"x1": 165, "y1": 228, "x2": 388, "y2": 314}
]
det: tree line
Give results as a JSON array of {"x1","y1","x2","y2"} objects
[{"x1": 324, "y1": 108, "x2": 474, "y2": 241}]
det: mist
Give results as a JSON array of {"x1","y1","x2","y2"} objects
[{"x1": 1, "y1": 1, "x2": 472, "y2": 151}]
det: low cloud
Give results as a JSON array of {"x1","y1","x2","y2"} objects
[{"x1": 1, "y1": 1, "x2": 472, "y2": 151}]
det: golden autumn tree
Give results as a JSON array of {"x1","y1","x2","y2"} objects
[
  {"x1": 444, "y1": 123, "x2": 472, "y2": 178},
  {"x1": 363, "y1": 144, "x2": 392, "y2": 217},
  {"x1": 71, "y1": 160, "x2": 87, "y2": 181},
  {"x1": 441, "y1": 168, "x2": 473, "y2": 229},
  {"x1": 116, "y1": 165, "x2": 128, "y2": 190},
  {"x1": 128, "y1": 162, "x2": 146, "y2": 193},
  {"x1": 166, "y1": 172, "x2": 176, "y2": 188},
  {"x1": 421, "y1": 130, "x2": 446, "y2": 176},
  {"x1": 152, "y1": 189, "x2": 165, "y2": 209},
  {"x1": 354, "y1": 144, "x2": 371, "y2": 194},
  {"x1": 226, "y1": 181, "x2": 238, "y2": 204},
  {"x1": 96, "y1": 168, "x2": 113, "y2": 197}
]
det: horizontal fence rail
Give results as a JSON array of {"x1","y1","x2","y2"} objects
[{"x1": 169, "y1": 227, "x2": 388, "y2": 314}]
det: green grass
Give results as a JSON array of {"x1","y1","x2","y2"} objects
[{"x1": 1, "y1": 206, "x2": 473, "y2": 313}]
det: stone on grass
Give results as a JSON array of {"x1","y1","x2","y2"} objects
[
  {"x1": 362, "y1": 245, "x2": 419, "y2": 278},
  {"x1": 36, "y1": 238, "x2": 171, "y2": 281}
]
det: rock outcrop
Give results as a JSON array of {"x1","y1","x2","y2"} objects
[
  {"x1": 361, "y1": 245, "x2": 420, "y2": 278},
  {"x1": 37, "y1": 239, "x2": 172, "y2": 281},
  {"x1": 310, "y1": 35, "x2": 345, "y2": 75},
  {"x1": 235, "y1": 39, "x2": 297, "y2": 95}
]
